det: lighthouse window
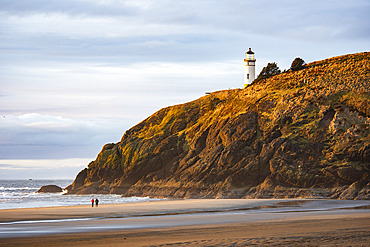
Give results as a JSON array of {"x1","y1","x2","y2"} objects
[{"x1": 247, "y1": 74, "x2": 249, "y2": 79}]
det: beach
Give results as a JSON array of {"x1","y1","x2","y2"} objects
[{"x1": 0, "y1": 199, "x2": 369, "y2": 246}]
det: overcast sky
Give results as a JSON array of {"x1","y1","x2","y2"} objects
[{"x1": 0, "y1": 0, "x2": 369, "y2": 179}]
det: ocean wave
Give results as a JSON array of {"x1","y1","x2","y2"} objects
[
  {"x1": 0, "y1": 179, "x2": 161, "y2": 209},
  {"x1": 0, "y1": 187, "x2": 39, "y2": 191}
]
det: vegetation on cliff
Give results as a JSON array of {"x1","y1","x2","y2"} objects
[
  {"x1": 66, "y1": 52, "x2": 370, "y2": 199},
  {"x1": 254, "y1": 62, "x2": 281, "y2": 83}
]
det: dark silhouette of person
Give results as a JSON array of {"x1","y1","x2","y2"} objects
[
  {"x1": 95, "y1": 198, "x2": 99, "y2": 207},
  {"x1": 91, "y1": 198, "x2": 94, "y2": 207}
]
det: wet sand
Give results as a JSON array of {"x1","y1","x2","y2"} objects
[
  {"x1": 0, "y1": 199, "x2": 369, "y2": 246},
  {"x1": 0, "y1": 199, "x2": 284, "y2": 222}
]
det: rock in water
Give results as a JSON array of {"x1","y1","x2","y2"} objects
[{"x1": 37, "y1": 185, "x2": 63, "y2": 193}]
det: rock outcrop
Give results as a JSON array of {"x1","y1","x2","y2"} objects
[
  {"x1": 66, "y1": 52, "x2": 370, "y2": 200},
  {"x1": 37, "y1": 185, "x2": 63, "y2": 193}
]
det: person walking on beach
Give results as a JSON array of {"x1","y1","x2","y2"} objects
[
  {"x1": 91, "y1": 198, "x2": 94, "y2": 207},
  {"x1": 95, "y1": 198, "x2": 99, "y2": 207}
]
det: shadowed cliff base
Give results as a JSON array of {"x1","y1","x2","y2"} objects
[{"x1": 66, "y1": 52, "x2": 370, "y2": 200}]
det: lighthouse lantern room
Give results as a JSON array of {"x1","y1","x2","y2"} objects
[{"x1": 244, "y1": 48, "x2": 256, "y2": 88}]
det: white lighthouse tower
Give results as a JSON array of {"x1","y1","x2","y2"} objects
[{"x1": 244, "y1": 48, "x2": 256, "y2": 88}]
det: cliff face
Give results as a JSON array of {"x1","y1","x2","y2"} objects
[{"x1": 66, "y1": 52, "x2": 370, "y2": 199}]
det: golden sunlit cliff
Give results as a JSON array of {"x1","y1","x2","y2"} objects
[{"x1": 66, "y1": 52, "x2": 370, "y2": 199}]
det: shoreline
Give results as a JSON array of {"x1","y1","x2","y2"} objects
[
  {"x1": 3, "y1": 198, "x2": 322, "y2": 223},
  {"x1": 1, "y1": 199, "x2": 369, "y2": 246},
  {"x1": 1, "y1": 198, "x2": 369, "y2": 222},
  {"x1": 2, "y1": 215, "x2": 369, "y2": 247}
]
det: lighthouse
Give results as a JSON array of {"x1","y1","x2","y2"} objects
[{"x1": 244, "y1": 48, "x2": 256, "y2": 88}]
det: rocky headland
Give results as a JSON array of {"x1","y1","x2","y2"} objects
[{"x1": 66, "y1": 52, "x2": 370, "y2": 200}]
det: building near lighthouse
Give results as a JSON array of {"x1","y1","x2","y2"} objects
[{"x1": 244, "y1": 48, "x2": 256, "y2": 88}]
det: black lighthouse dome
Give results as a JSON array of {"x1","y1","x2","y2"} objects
[{"x1": 246, "y1": 48, "x2": 254, "y2": 54}]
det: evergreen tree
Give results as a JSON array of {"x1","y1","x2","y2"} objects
[
  {"x1": 290, "y1": 57, "x2": 306, "y2": 71},
  {"x1": 254, "y1": 62, "x2": 281, "y2": 83}
]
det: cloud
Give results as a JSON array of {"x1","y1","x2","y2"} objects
[
  {"x1": 0, "y1": 113, "x2": 131, "y2": 159},
  {"x1": 0, "y1": 58, "x2": 242, "y2": 161},
  {"x1": 2, "y1": 0, "x2": 368, "y2": 62},
  {"x1": 0, "y1": 158, "x2": 91, "y2": 179},
  {"x1": 0, "y1": 0, "x2": 137, "y2": 17},
  {"x1": 0, "y1": 60, "x2": 243, "y2": 117},
  {"x1": 2, "y1": 1, "x2": 365, "y2": 84},
  {"x1": 0, "y1": 158, "x2": 91, "y2": 169},
  {"x1": 1, "y1": 113, "x2": 98, "y2": 144},
  {"x1": 18, "y1": 113, "x2": 91, "y2": 130}
]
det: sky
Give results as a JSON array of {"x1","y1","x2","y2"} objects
[{"x1": 0, "y1": 0, "x2": 369, "y2": 179}]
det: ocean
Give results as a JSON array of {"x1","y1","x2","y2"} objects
[{"x1": 0, "y1": 179, "x2": 159, "y2": 209}]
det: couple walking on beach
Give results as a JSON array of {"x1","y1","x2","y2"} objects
[{"x1": 91, "y1": 198, "x2": 99, "y2": 207}]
